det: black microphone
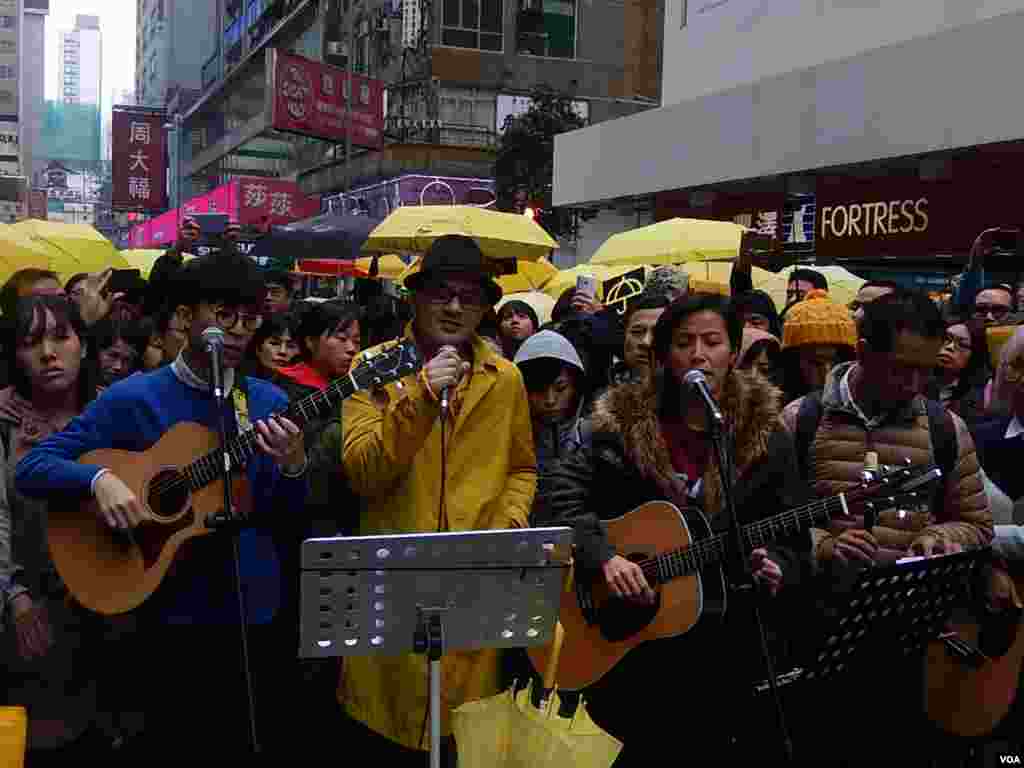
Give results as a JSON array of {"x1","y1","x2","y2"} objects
[
  {"x1": 202, "y1": 326, "x2": 227, "y2": 400},
  {"x1": 438, "y1": 345, "x2": 458, "y2": 419},
  {"x1": 683, "y1": 369, "x2": 724, "y2": 425}
]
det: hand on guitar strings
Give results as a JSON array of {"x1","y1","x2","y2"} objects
[
  {"x1": 254, "y1": 415, "x2": 305, "y2": 473},
  {"x1": 11, "y1": 594, "x2": 53, "y2": 660},
  {"x1": 750, "y1": 548, "x2": 783, "y2": 596},
  {"x1": 94, "y1": 472, "x2": 151, "y2": 530},
  {"x1": 602, "y1": 555, "x2": 656, "y2": 604},
  {"x1": 908, "y1": 535, "x2": 962, "y2": 558}
]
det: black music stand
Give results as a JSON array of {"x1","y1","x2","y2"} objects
[
  {"x1": 801, "y1": 548, "x2": 989, "y2": 681},
  {"x1": 298, "y1": 527, "x2": 573, "y2": 768}
]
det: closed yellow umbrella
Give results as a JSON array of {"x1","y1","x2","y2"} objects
[
  {"x1": 363, "y1": 206, "x2": 557, "y2": 262},
  {"x1": 120, "y1": 248, "x2": 197, "y2": 279},
  {"x1": 590, "y1": 218, "x2": 747, "y2": 266},
  {"x1": 13, "y1": 220, "x2": 129, "y2": 280},
  {"x1": 497, "y1": 258, "x2": 558, "y2": 294},
  {"x1": 354, "y1": 253, "x2": 408, "y2": 280}
]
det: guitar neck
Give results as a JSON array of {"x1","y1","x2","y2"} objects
[
  {"x1": 651, "y1": 494, "x2": 843, "y2": 584},
  {"x1": 182, "y1": 373, "x2": 359, "y2": 491}
]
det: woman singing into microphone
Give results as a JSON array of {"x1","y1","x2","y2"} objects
[{"x1": 534, "y1": 293, "x2": 810, "y2": 766}]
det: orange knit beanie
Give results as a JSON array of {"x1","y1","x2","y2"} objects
[{"x1": 782, "y1": 289, "x2": 857, "y2": 350}]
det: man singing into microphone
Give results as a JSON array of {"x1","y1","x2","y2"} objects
[
  {"x1": 535, "y1": 293, "x2": 809, "y2": 765},
  {"x1": 339, "y1": 235, "x2": 537, "y2": 765},
  {"x1": 15, "y1": 251, "x2": 308, "y2": 759}
]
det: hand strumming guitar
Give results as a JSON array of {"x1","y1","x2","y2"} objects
[
  {"x1": 603, "y1": 555, "x2": 655, "y2": 604},
  {"x1": 93, "y1": 415, "x2": 306, "y2": 530}
]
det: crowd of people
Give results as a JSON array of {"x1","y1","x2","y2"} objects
[{"x1": 0, "y1": 217, "x2": 1022, "y2": 766}]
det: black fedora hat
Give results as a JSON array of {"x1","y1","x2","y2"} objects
[{"x1": 404, "y1": 235, "x2": 503, "y2": 305}]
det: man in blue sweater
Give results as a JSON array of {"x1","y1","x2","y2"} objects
[{"x1": 16, "y1": 250, "x2": 308, "y2": 759}]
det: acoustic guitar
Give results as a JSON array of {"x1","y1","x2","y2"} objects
[
  {"x1": 48, "y1": 340, "x2": 422, "y2": 616},
  {"x1": 925, "y1": 570, "x2": 1024, "y2": 738},
  {"x1": 528, "y1": 463, "x2": 943, "y2": 691}
]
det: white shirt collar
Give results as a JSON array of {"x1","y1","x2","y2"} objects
[
  {"x1": 1005, "y1": 415, "x2": 1024, "y2": 440},
  {"x1": 170, "y1": 351, "x2": 235, "y2": 395}
]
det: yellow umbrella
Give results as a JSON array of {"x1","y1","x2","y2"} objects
[
  {"x1": 542, "y1": 264, "x2": 650, "y2": 302},
  {"x1": 13, "y1": 220, "x2": 129, "y2": 281},
  {"x1": 497, "y1": 258, "x2": 558, "y2": 294},
  {"x1": 0, "y1": 224, "x2": 63, "y2": 285},
  {"x1": 451, "y1": 622, "x2": 622, "y2": 768},
  {"x1": 119, "y1": 249, "x2": 197, "y2": 279},
  {"x1": 776, "y1": 264, "x2": 866, "y2": 308},
  {"x1": 590, "y1": 218, "x2": 747, "y2": 266},
  {"x1": 354, "y1": 253, "x2": 408, "y2": 280},
  {"x1": 363, "y1": 205, "x2": 557, "y2": 262}
]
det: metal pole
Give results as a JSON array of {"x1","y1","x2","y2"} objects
[
  {"x1": 345, "y1": 8, "x2": 354, "y2": 194},
  {"x1": 175, "y1": 112, "x2": 183, "y2": 228}
]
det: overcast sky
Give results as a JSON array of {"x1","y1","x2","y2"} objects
[{"x1": 44, "y1": 0, "x2": 136, "y2": 102}]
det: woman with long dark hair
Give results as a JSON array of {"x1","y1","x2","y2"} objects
[
  {"x1": 0, "y1": 295, "x2": 107, "y2": 762},
  {"x1": 934, "y1": 320, "x2": 989, "y2": 426}
]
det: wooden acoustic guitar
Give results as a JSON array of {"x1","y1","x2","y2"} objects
[
  {"x1": 528, "y1": 463, "x2": 943, "y2": 691},
  {"x1": 47, "y1": 340, "x2": 422, "y2": 616},
  {"x1": 925, "y1": 570, "x2": 1024, "y2": 738}
]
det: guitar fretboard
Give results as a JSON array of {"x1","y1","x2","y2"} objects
[
  {"x1": 181, "y1": 372, "x2": 360, "y2": 492},
  {"x1": 640, "y1": 495, "x2": 845, "y2": 584}
]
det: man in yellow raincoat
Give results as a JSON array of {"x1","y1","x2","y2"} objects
[{"x1": 340, "y1": 235, "x2": 538, "y2": 764}]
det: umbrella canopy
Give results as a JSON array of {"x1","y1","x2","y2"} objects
[
  {"x1": 776, "y1": 264, "x2": 866, "y2": 308},
  {"x1": 497, "y1": 258, "x2": 558, "y2": 294},
  {"x1": 496, "y1": 291, "x2": 557, "y2": 325},
  {"x1": 12, "y1": 220, "x2": 129, "y2": 280},
  {"x1": 119, "y1": 249, "x2": 197, "y2": 280},
  {"x1": 363, "y1": 205, "x2": 557, "y2": 262},
  {"x1": 590, "y1": 218, "x2": 747, "y2": 267},
  {"x1": 293, "y1": 258, "x2": 367, "y2": 278},
  {"x1": 0, "y1": 224, "x2": 63, "y2": 285},
  {"x1": 542, "y1": 264, "x2": 650, "y2": 302},
  {"x1": 251, "y1": 213, "x2": 382, "y2": 265},
  {"x1": 354, "y1": 253, "x2": 408, "y2": 280}
]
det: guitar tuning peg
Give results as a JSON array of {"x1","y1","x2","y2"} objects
[
  {"x1": 897, "y1": 509, "x2": 908, "y2": 521},
  {"x1": 395, "y1": 381, "x2": 405, "y2": 390},
  {"x1": 904, "y1": 457, "x2": 912, "y2": 466}
]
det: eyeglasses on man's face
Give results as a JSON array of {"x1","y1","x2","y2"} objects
[
  {"x1": 212, "y1": 306, "x2": 264, "y2": 331},
  {"x1": 422, "y1": 283, "x2": 486, "y2": 309},
  {"x1": 941, "y1": 334, "x2": 972, "y2": 352},
  {"x1": 973, "y1": 303, "x2": 1011, "y2": 321}
]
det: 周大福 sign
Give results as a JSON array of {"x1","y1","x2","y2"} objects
[{"x1": 819, "y1": 198, "x2": 929, "y2": 240}]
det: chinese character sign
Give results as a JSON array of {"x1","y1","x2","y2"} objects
[
  {"x1": 112, "y1": 109, "x2": 167, "y2": 211},
  {"x1": 236, "y1": 178, "x2": 318, "y2": 226},
  {"x1": 269, "y1": 50, "x2": 384, "y2": 149}
]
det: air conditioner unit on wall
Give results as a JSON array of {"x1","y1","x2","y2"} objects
[{"x1": 326, "y1": 40, "x2": 349, "y2": 57}]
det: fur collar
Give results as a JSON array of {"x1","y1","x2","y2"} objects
[{"x1": 590, "y1": 369, "x2": 782, "y2": 516}]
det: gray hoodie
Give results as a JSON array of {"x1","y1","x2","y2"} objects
[{"x1": 514, "y1": 331, "x2": 591, "y2": 472}]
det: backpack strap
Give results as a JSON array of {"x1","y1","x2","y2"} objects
[
  {"x1": 794, "y1": 391, "x2": 824, "y2": 487},
  {"x1": 924, "y1": 399, "x2": 958, "y2": 520}
]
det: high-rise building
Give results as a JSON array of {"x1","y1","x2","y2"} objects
[
  {"x1": 59, "y1": 14, "x2": 101, "y2": 106},
  {"x1": 22, "y1": 0, "x2": 47, "y2": 185},
  {"x1": 135, "y1": 0, "x2": 216, "y2": 107},
  {"x1": 102, "y1": 87, "x2": 134, "y2": 163}
]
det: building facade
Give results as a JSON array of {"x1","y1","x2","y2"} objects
[
  {"x1": 135, "y1": 0, "x2": 218, "y2": 107},
  {"x1": 59, "y1": 14, "x2": 101, "y2": 106},
  {"x1": 175, "y1": 0, "x2": 660, "y2": 259},
  {"x1": 553, "y1": 1, "x2": 1024, "y2": 278},
  {"x1": 22, "y1": 0, "x2": 46, "y2": 184}
]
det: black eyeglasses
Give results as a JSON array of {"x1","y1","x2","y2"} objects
[
  {"x1": 423, "y1": 284, "x2": 486, "y2": 308},
  {"x1": 973, "y1": 303, "x2": 1011, "y2": 320},
  {"x1": 213, "y1": 307, "x2": 264, "y2": 331},
  {"x1": 942, "y1": 334, "x2": 972, "y2": 352}
]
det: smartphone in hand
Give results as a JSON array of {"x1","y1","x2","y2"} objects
[{"x1": 576, "y1": 275, "x2": 597, "y2": 300}]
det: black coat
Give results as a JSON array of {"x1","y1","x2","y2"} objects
[{"x1": 532, "y1": 371, "x2": 811, "y2": 760}]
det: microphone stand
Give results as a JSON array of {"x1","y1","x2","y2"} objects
[
  {"x1": 204, "y1": 341, "x2": 260, "y2": 754},
  {"x1": 706, "y1": 408, "x2": 794, "y2": 764}
]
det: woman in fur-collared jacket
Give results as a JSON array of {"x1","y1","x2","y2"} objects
[{"x1": 534, "y1": 294, "x2": 810, "y2": 766}]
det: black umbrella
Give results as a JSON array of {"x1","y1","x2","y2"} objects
[{"x1": 250, "y1": 213, "x2": 383, "y2": 266}]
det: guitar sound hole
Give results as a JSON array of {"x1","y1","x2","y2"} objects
[{"x1": 148, "y1": 469, "x2": 190, "y2": 521}]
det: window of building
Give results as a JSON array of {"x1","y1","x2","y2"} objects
[
  {"x1": 0, "y1": 14, "x2": 14, "y2": 29},
  {"x1": 517, "y1": 0, "x2": 576, "y2": 58},
  {"x1": 439, "y1": 87, "x2": 496, "y2": 128},
  {"x1": 0, "y1": 65, "x2": 15, "y2": 80},
  {"x1": 442, "y1": 0, "x2": 502, "y2": 51}
]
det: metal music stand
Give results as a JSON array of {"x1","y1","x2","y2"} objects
[
  {"x1": 800, "y1": 548, "x2": 989, "y2": 681},
  {"x1": 299, "y1": 526, "x2": 574, "y2": 768}
]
